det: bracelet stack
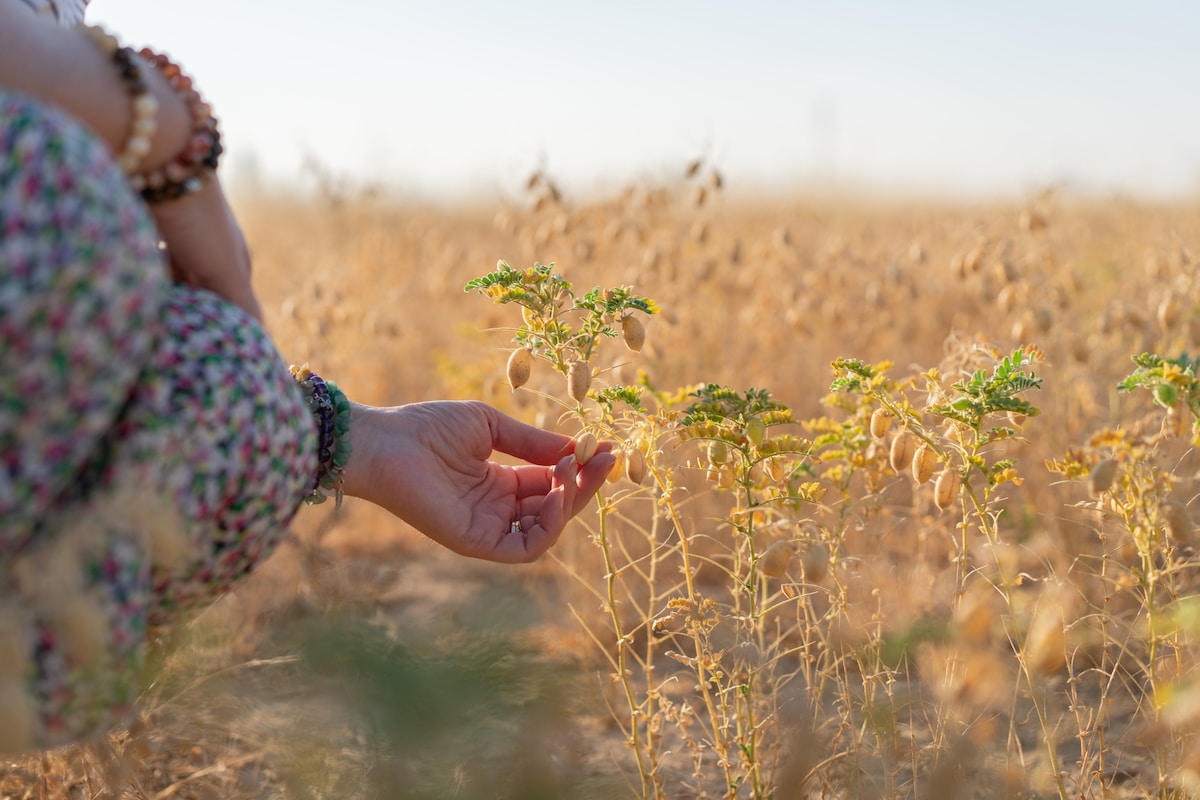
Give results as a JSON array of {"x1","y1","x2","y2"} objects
[
  {"x1": 132, "y1": 47, "x2": 223, "y2": 204},
  {"x1": 290, "y1": 364, "x2": 353, "y2": 507},
  {"x1": 77, "y1": 25, "x2": 223, "y2": 205}
]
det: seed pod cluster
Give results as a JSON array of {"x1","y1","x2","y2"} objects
[
  {"x1": 567, "y1": 360, "x2": 591, "y2": 403},
  {"x1": 506, "y1": 348, "x2": 532, "y2": 390}
]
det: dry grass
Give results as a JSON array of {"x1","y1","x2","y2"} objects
[{"x1": 7, "y1": 174, "x2": 1200, "y2": 798}]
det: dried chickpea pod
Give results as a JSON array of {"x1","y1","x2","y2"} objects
[
  {"x1": 567, "y1": 360, "x2": 591, "y2": 403},
  {"x1": 997, "y1": 283, "x2": 1018, "y2": 313},
  {"x1": 621, "y1": 314, "x2": 646, "y2": 352},
  {"x1": 953, "y1": 590, "x2": 994, "y2": 645},
  {"x1": 911, "y1": 442, "x2": 937, "y2": 484},
  {"x1": 745, "y1": 417, "x2": 766, "y2": 446},
  {"x1": 803, "y1": 542, "x2": 830, "y2": 584},
  {"x1": 765, "y1": 456, "x2": 785, "y2": 482},
  {"x1": 607, "y1": 448, "x2": 626, "y2": 484},
  {"x1": 625, "y1": 447, "x2": 647, "y2": 485},
  {"x1": 506, "y1": 348, "x2": 532, "y2": 390},
  {"x1": 937, "y1": 420, "x2": 959, "y2": 444},
  {"x1": 717, "y1": 464, "x2": 736, "y2": 489},
  {"x1": 889, "y1": 430, "x2": 915, "y2": 473},
  {"x1": 1089, "y1": 458, "x2": 1118, "y2": 496},
  {"x1": 934, "y1": 467, "x2": 961, "y2": 511},
  {"x1": 1163, "y1": 501, "x2": 1194, "y2": 545},
  {"x1": 1025, "y1": 609, "x2": 1067, "y2": 675},
  {"x1": 1159, "y1": 296, "x2": 1180, "y2": 330},
  {"x1": 758, "y1": 540, "x2": 794, "y2": 579},
  {"x1": 869, "y1": 408, "x2": 893, "y2": 439},
  {"x1": 573, "y1": 432, "x2": 598, "y2": 465}
]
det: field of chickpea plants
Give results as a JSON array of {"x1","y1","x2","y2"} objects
[{"x1": 6, "y1": 171, "x2": 1200, "y2": 799}]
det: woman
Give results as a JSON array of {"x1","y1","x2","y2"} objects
[{"x1": 0, "y1": 0, "x2": 614, "y2": 751}]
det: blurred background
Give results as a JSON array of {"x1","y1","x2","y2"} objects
[
  {"x1": 14, "y1": 4, "x2": 1200, "y2": 798},
  {"x1": 93, "y1": 0, "x2": 1200, "y2": 202}
]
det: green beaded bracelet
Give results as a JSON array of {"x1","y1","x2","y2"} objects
[{"x1": 290, "y1": 364, "x2": 353, "y2": 508}]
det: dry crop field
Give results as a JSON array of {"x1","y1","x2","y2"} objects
[{"x1": 5, "y1": 172, "x2": 1200, "y2": 799}]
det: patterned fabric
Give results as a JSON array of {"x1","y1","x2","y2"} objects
[{"x1": 0, "y1": 90, "x2": 318, "y2": 750}]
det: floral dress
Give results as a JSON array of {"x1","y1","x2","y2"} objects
[{"x1": 0, "y1": 87, "x2": 317, "y2": 750}]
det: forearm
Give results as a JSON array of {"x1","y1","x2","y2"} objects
[{"x1": 0, "y1": 0, "x2": 190, "y2": 169}]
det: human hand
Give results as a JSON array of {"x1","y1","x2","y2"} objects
[
  {"x1": 343, "y1": 400, "x2": 616, "y2": 563},
  {"x1": 149, "y1": 176, "x2": 263, "y2": 322}
]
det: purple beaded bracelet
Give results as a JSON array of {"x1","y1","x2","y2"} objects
[{"x1": 290, "y1": 364, "x2": 352, "y2": 507}]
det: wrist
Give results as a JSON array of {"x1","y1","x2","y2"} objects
[
  {"x1": 72, "y1": 25, "x2": 191, "y2": 174},
  {"x1": 341, "y1": 402, "x2": 382, "y2": 502}
]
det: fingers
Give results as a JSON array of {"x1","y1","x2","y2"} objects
[
  {"x1": 573, "y1": 451, "x2": 615, "y2": 516},
  {"x1": 488, "y1": 407, "x2": 574, "y2": 466},
  {"x1": 554, "y1": 455, "x2": 578, "y2": 524},
  {"x1": 512, "y1": 451, "x2": 614, "y2": 518},
  {"x1": 496, "y1": 451, "x2": 616, "y2": 563}
]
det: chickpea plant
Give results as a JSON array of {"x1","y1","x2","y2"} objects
[
  {"x1": 827, "y1": 346, "x2": 1075, "y2": 794},
  {"x1": 468, "y1": 261, "x2": 825, "y2": 799},
  {"x1": 1045, "y1": 351, "x2": 1200, "y2": 794},
  {"x1": 465, "y1": 260, "x2": 657, "y2": 401}
]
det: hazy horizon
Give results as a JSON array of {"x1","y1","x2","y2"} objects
[{"x1": 90, "y1": 1, "x2": 1200, "y2": 203}]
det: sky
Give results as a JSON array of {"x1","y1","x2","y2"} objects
[{"x1": 89, "y1": 1, "x2": 1200, "y2": 202}]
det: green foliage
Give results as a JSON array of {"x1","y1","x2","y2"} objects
[
  {"x1": 927, "y1": 348, "x2": 1042, "y2": 432},
  {"x1": 286, "y1": 612, "x2": 609, "y2": 800},
  {"x1": 1120, "y1": 352, "x2": 1200, "y2": 411},
  {"x1": 681, "y1": 385, "x2": 789, "y2": 428},
  {"x1": 465, "y1": 260, "x2": 657, "y2": 373},
  {"x1": 593, "y1": 384, "x2": 647, "y2": 414}
]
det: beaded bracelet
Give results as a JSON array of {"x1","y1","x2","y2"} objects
[
  {"x1": 78, "y1": 25, "x2": 160, "y2": 176},
  {"x1": 131, "y1": 47, "x2": 223, "y2": 205},
  {"x1": 290, "y1": 364, "x2": 353, "y2": 507}
]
